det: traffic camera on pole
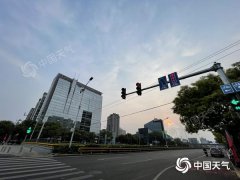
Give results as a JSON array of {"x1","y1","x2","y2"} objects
[
  {"x1": 121, "y1": 88, "x2": 126, "y2": 99},
  {"x1": 136, "y1": 82, "x2": 142, "y2": 95}
]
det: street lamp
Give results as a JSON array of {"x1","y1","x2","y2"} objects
[
  {"x1": 69, "y1": 77, "x2": 93, "y2": 148},
  {"x1": 29, "y1": 118, "x2": 39, "y2": 141},
  {"x1": 163, "y1": 117, "x2": 171, "y2": 148}
]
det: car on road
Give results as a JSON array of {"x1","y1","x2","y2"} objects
[{"x1": 210, "y1": 147, "x2": 224, "y2": 157}]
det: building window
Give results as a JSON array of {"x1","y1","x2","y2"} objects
[{"x1": 79, "y1": 111, "x2": 92, "y2": 132}]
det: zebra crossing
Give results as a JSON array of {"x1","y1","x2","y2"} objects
[{"x1": 0, "y1": 156, "x2": 94, "y2": 180}]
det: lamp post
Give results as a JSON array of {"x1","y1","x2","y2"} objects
[
  {"x1": 163, "y1": 117, "x2": 170, "y2": 147},
  {"x1": 29, "y1": 118, "x2": 39, "y2": 141},
  {"x1": 69, "y1": 77, "x2": 93, "y2": 148}
]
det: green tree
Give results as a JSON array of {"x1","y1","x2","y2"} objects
[
  {"x1": 172, "y1": 62, "x2": 240, "y2": 148},
  {"x1": 0, "y1": 120, "x2": 15, "y2": 141},
  {"x1": 148, "y1": 132, "x2": 165, "y2": 145},
  {"x1": 212, "y1": 131, "x2": 227, "y2": 144},
  {"x1": 99, "y1": 129, "x2": 112, "y2": 144},
  {"x1": 41, "y1": 121, "x2": 63, "y2": 139},
  {"x1": 74, "y1": 130, "x2": 97, "y2": 143}
]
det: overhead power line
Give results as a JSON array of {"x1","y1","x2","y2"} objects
[
  {"x1": 186, "y1": 49, "x2": 240, "y2": 75},
  {"x1": 178, "y1": 39, "x2": 240, "y2": 73},
  {"x1": 98, "y1": 39, "x2": 240, "y2": 114},
  {"x1": 120, "y1": 102, "x2": 173, "y2": 118}
]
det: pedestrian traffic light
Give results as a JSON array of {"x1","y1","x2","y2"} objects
[
  {"x1": 121, "y1": 88, "x2": 126, "y2": 99},
  {"x1": 26, "y1": 127, "x2": 32, "y2": 134},
  {"x1": 136, "y1": 82, "x2": 142, "y2": 95},
  {"x1": 230, "y1": 99, "x2": 240, "y2": 111}
]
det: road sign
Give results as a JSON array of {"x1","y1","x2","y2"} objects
[
  {"x1": 220, "y1": 84, "x2": 234, "y2": 94},
  {"x1": 168, "y1": 72, "x2": 180, "y2": 87},
  {"x1": 231, "y1": 81, "x2": 240, "y2": 92},
  {"x1": 158, "y1": 76, "x2": 169, "y2": 90}
]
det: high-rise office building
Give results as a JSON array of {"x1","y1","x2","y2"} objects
[
  {"x1": 106, "y1": 113, "x2": 120, "y2": 138},
  {"x1": 26, "y1": 92, "x2": 47, "y2": 121},
  {"x1": 26, "y1": 108, "x2": 35, "y2": 120},
  {"x1": 144, "y1": 118, "x2": 164, "y2": 133},
  {"x1": 36, "y1": 73, "x2": 102, "y2": 134}
]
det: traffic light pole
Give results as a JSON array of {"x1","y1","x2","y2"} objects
[{"x1": 125, "y1": 62, "x2": 223, "y2": 96}]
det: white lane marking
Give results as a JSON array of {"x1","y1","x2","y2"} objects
[
  {"x1": 0, "y1": 163, "x2": 66, "y2": 171},
  {"x1": 0, "y1": 157, "x2": 55, "y2": 160},
  {"x1": 152, "y1": 154, "x2": 205, "y2": 180},
  {"x1": 152, "y1": 165, "x2": 175, "y2": 180},
  {"x1": 33, "y1": 171, "x2": 85, "y2": 180},
  {"x1": 0, "y1": 161, "x2": 63, "y2": 168},
  {"x1": 98, "y1": 156, "x2": 126, "y2": 161},
  {"x1": 67, "y1": 174, "x2": 94, "y2": 180},
  {"x1": 0, "y1": 160, "x2": 58, "y2": 165},
  {"x1": 0, "y1": 165, "x2": 72, "y2": 176},
  {"x1": 0, "y1": 161, "x2": 62, "y2": 166},
  {"x1": 0, "y1": 168, "x2": 77, "y2": 180},
  {"x1": 122, "y1": 158, "x2": 153, "y2": 165},
  {"x1": 0, "y1": 158, "x2": 57, "y2": 163}
]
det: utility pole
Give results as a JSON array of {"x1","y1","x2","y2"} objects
[
  {"x1": 36, "y1": 121, "x2": 45, "y2": 142},
  {"x1": 69, "y1": 77, "x2": 93, "y2": 148},
  {"x1": 123, "y1": 62, "x2": 232, "y2": 97}
]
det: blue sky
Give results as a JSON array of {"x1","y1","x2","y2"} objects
[{"x1": 1, "y1": 0, "x2": 240, "y2": 141}]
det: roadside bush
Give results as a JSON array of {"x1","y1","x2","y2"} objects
[{"x1": 52, "y1": 145, "x2": 80, "y2": 153}]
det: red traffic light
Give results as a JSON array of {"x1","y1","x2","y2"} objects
[
  {"x1": 136, "y1": 82, "x2": 142, "y2": 95},
  {"x1": 121, "y1": 88, "x2": 126, "y2": 99}
]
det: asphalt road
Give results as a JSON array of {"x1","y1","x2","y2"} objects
[
  {"x1": 55, "y1": 149, "x2": 239, "y2": 180},
  {"x1": 0, "y1": 149, "x2": 239, "y2": 180}
]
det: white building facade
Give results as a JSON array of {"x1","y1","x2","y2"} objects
[{"x1": 37, "y1": 73, "x2": 102, "y2": 134}]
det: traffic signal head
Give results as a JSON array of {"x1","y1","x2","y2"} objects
[
  {"x1": 26, "y1": 127, "x2": 32, "y2": 134},
  {"x1": 231, "y1": 98, "x2": 240, "y2": 111},
  {"x1": 136, "y1": 82, "x2": 142, "y2": 96},
  {"x1": 121, "y1": 88, "x2": 126, "y2": 99}
]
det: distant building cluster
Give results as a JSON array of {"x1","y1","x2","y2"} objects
[
  {"x1": 138, "y1": 118, "x2": 166, "y2": 144},
  {"x1": 188, "y1": 138, "x2": 199, "y2": 144},
  {"x1": 26, "y1": 73, "x2": 102, "y2": 134}
]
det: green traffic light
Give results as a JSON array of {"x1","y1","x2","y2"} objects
[
  {"x1": 26, "y1": 127, "x2": 32, "y2": 134},
  {"x1": 235, "y1": 106, "x2": 240, "y2": 110},
  {"x1": 231, "y1": 99, "x2": 240, "y2": 105}
]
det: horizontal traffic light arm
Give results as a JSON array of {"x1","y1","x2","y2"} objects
[{"x1": 125, "y1": 63, "x2": 221, "y2": 96}]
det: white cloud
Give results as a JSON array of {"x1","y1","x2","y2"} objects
[{"x1": 181, "y1": 47, "x2": 201, "y2": 57}]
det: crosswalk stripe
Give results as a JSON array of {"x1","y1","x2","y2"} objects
[
  {"x1": 33, "y1": 171, "x2": 85, "y2": 180},
  {"x1": 1, "y1": 168, "x2": 77, "y2": 180},
  {"x1": 0, "y1": 165, "x2": 72, "y2": 176},
  {"x1": 0, "y1": 160, "x2": 57, "y2": 165},
  {"x1": 0, "y1": 158, "x2": 57, "y2": 163},
  {"x1": 0, "y1": 163, "x2": 66, "y2": 172},
  {"x1": 67, "y1": 174, "x2": 94, "y2": 180},
  {"x1": 0, "y1": 157, "x2": 54, "y2": 160},
  {"x1": 0, "y1": 161, "x2": 63, "y2": 168}
]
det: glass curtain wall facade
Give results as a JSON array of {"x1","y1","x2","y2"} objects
[
  {"x1": 37, "y1": 74, "x2": 102, "y2": 134},
  {"x1": 144, "y1": 118, "x2": 164, "y2": 133}
]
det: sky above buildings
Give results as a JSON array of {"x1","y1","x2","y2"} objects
[{"x1": 1, "y1": 0, "x2": 240, "y2": 141}]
